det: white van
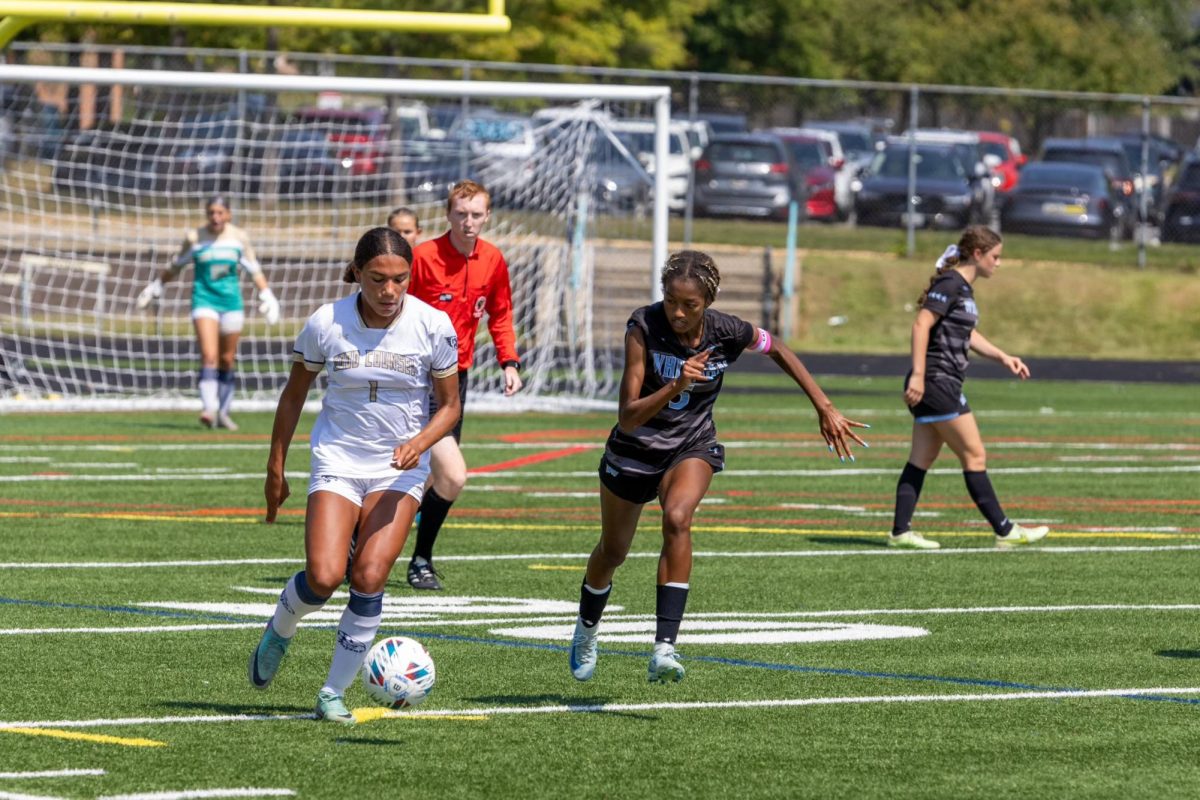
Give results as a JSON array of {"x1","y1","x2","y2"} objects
[{"x1": 611, "y1": 119, "x2": 693, "y2": 212}]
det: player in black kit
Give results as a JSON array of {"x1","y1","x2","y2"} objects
[
  {"x1": 888, "y1": 226, "x2": 1049, "y2": 550},
  {"x1": 568, "y1": 250, "x2": 868, "y2": 683}
]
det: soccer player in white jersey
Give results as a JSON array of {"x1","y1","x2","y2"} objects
[
  {"x1": 136, "y1": 195, "x2": 281, "y2": 430},
  {"x1": 251, "y1": 227, "x2": 460, "y2": 725}
]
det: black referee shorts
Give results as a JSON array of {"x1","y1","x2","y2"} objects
[
  {"x1": 905, "y1": 371, "x2": 971, "y2": 423},
  {"x1": 428, "y1": 369, "x2": 469, "y2": 442}
]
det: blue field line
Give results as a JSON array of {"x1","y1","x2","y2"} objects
[
  {"x1": 4, "y1": 597, "x2": 1196, "y2": 706},
  {"x1": 381, "y1": 627, "x2": 1200, "y2": 707}
]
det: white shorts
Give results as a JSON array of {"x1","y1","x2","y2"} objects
[
  {"x1": 192, "y1": 307, "x2": 245, "y2": 334},
  {"x1": 307, "y1": 468, "x2": 429, "y2": 507}
]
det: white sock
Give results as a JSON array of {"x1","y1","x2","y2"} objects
[
  {"x1": 270, "y1": 571, "x2": 328, "y2": 638},
  {"x1": 198, "y1": 368, "x2": 219, "y2": 415},
  {"x1": 322, "y1": 590, "x2": 383, "y2": 696}
]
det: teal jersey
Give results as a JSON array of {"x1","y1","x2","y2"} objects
[{"x1": 170, "y1": 223, "x2": 262, "y2": 313}]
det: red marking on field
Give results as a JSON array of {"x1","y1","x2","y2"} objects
[
  {"x1": 468, "y1": 445, "x2": 592, "y2": 474},
  {"x1": 494, "y1": 429, "x2": 609, "y2": 443}
]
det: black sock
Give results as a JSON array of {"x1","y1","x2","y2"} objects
[
  {"x1": 412, "y1": 488, "x2": 453, "y2": 562},
  {"x1": 891, "y1": 462, "x2": 928, "y2": 535},
  {"x1": 963, "y1": 470, "x2": 1013, "y2": 535},
  {"x1": 655, "y1": 583, "x2": 689, "y2": 644},
  {"x1": 579, "y1": 581, "x2": 611, "y2": 628}
]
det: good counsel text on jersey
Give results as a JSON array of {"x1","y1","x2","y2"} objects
[{"x1": 293, "y1": 293, "x2": 458, "y2": 479}]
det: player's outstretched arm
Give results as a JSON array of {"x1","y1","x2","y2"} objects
[
  {"x1": 969, "y1": 330, "x2": 1030, "y2": 379},
  {"x1": 763, "y1": 335, "x2": 869, "y2": 461},
  {"x1": 265, "y1": 362, "x2": 317, "y2": 522}
]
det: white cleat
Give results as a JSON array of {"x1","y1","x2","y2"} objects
[
  {"x1": 569, "y1": 617, "x2": 599, "y2": 681},
  {"x1": 648, "y1": 642, "x2": 685, "y2": 684},
  {"x1": 995, "y1": 523, "x2": 1049, "y2": 548},
  {"x1": 887, "y1": 530, "x2": 940, "y2": 550}
]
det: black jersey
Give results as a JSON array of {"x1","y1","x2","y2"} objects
[
  {"x1": 605, "y1": 303, "x2": 756, "y2": 471},
  {"x1": 921, "y1": 270, "x2": 978, "y2": 380}
]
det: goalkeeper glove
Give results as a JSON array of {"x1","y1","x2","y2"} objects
[
  {"x1": 258, "y1": 287, "x2": 280, "y2": 325},
  {"x1": 136, "y1": 278, "x2": 163, "y2": 309}
]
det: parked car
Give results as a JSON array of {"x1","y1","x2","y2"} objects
[
  {"x1": 447, "y1": 111, "x2": 537, "y2": 202},
  {"x1": 906, "y1": 129, "x2": 998, "y2": 216},
  {"x1": 611, "y1": 119, "x2": 694, "y2": 213},
  {"x1": 693, "y1": 133, "x2": 806, "y2": 220},
  {"x1": 773, "y1": 133, "x2": 839, "y2": 221},
  {"x1": 695, "y1": 111, "x2": 748, "y2": 135},
  {"x1": 976, "y1": 131, "x2": 1027, "y2": 194},
  {"x1": 51, "y1": 123, "x2": 169, "y2": 201},
  {"x1": 1160, "y1": 156, "x2": 1200, "y2": 243},
  {"x1": 853, "y1": 138, "x2": 992, "y2": 229},
  {"x1": 1115, "y1": 133, "x2": 1184, "y2": 222},
  {"x1": 1039, "y1": 137, "x2": 1140, "y2": 219},
  {"x1": 802, "y1": 120, "x2": 877, "y2": 176},
  {"x1": 999, "y1": 162, "x2": 1131, "y2": 240},
  {"x1": 276, "y1": 107, "x2": 394, "y2": 197},
  {"x1": 772, "y1": 127, "x2": 854, "y2": 218},
  {"x1": 589, "y1": 134, "x2": 652, "y2": 216}
]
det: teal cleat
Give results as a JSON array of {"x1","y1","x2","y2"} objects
[
  {"x1": 648, "y1": 642, "x2": 685, "y2": 684},
  {"x1": 248, "y1": 620, "x2": 290, "y2": 690},
  {"x1": 315, "y1": 689, "x2": 356, "y2": 725}
]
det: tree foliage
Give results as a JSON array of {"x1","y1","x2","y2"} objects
[{"x1": 16, "y1": 0, "x2": 1200, "y2": 96}]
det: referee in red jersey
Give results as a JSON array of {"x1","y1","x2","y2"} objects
[{"x1": 404, "y1": 179, "x2": 522, "y2": 589}]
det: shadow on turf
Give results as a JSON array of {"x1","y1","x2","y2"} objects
[
  {"x1": 1156, "y1": 650, "x2": 1200, "y2": 660},
  {"x1": 806, "y1": 536, "x2": 882, "y2": 548}
]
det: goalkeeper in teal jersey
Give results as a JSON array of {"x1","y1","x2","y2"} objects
[{"x1": 137, "y1": 195, "x2": 281, "y2": 430}]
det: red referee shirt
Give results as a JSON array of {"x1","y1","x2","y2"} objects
[{"x1": 409, "y1": 232, "x2": 520, "y2": 371}]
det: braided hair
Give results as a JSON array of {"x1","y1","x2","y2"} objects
[
  {"x1": 661, "y1": 250, "x2": 721, "y2": 304},
  {"x1": 917, "y1": 226, "x2": 1001, "y2": 305},
  {"x1": 342, "y1": 227, "x2": 413, "y2": 283}
]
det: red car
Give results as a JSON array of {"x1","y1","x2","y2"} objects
[
  {"x1": 776, "y1": 133, "x2": 839, "y2": 221},
  {"x1": 976, "y1": 131, "x2": 1027, "y2": 193}
]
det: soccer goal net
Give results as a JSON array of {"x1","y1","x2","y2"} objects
[{"x1": 0, "y1": 65, "x2": 671, "y2": 412}]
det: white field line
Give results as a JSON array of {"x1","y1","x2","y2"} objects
[
  {"x1": 6, "y1": 543, "x2": 1200, "y2": 572},
  {"x1": 6, "y1": 603, "x2": 1200, "y2": 637},
  {"x1": 2, "y1": 465, "x2": 1200, "y2": 483},
  {"x1": 3, "y1": 687, "x2": 1200, "y2": 733},
  {"x1": 0, "y1": 770, "x2": 105, "y2": 779},
  {"x1": 0, "y1": 791, "x2": 66, "y2": 800},
  {"x1": 1, "y1": 439, "x2": 1197, "y2": 455},
  {"x1": 98, "y1": 791, "x2": 295, "y2": 800}
]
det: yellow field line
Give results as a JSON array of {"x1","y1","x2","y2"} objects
[
  {"x1": 528, "y1": 564, "x2": 585, "y2": 571},
  {"x1": 1, "y1": 727, "x2": 166, "y2": 747},
  {"x1": 353, "y1": 707, "x2": 486, "y2": 723},
  {"x1": 61, "y1": 513, "x2": 258, "y2": 524}
]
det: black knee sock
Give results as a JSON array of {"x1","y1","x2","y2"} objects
[
  {"x1": 412, "y1": 488, "x2": 454, "y2": 562},
  {"x1": 578, "y1": 581, "x2": 612, "y2": 628},
  {"x1": 891, "y1": 462, "x2": 928, "y2": 535},
  {"x1": 963, "y1": 470, "x2": 1013, "y2": 536},
  {"x1": 655, "y1": 583, "x2": 689, "y2": 644}
]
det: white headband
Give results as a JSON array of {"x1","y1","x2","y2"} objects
[{"x1": 935, "y1": 244, "x2": 959, "y2": 272}]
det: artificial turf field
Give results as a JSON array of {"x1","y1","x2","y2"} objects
[{"x1": 0, "y1": 373, "x2": 1198, "y2": 799}]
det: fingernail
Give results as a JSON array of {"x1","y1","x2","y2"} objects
[
  {"x1": 850, "y1": 455, "x2": 856, "y2": 462},
  {"x1": 839, "y1": 455, "x2": 845, "y2": 462},
  {"x1": 863, "y1": 424, "x2": 872, "y2": 429},
  {"x1": 863, "y1": 442, "x2": 870, "y2": 448},
  {"x1": 828, "y1": 445, "x2": 834, "y2": 452}
]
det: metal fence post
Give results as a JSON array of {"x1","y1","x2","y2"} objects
[
  {"x1": 1139, "y1": 96, "x2": 1150, "y2": 269},
  {"x1": 684, "y1": 72, "x2": 699, "y2": 247},
  {"x1": 906, "y1": 85, "x2": 919, "y2": 259}
]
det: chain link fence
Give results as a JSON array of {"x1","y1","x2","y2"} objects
[{"x1": 6, "y1": 41, "x2": 1200, "y2": 270}]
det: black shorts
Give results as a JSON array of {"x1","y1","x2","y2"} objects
[
  {"x1": 905, "y1": 371, "x2": 971, "y2": 423},
  {"x1": 429, "y1": 369, "x2": 469, "y2": 442},
  {"x1": 598, "y1": 443, "x2": 725, "y2": 505}
]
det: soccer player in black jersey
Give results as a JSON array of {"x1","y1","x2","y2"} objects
[
  {"x1": 569, "y1": 250, "x2": 868, "y2": 683},
  {"x1": 889, "y1": 226, "x2": 1049, "y2": 550}
]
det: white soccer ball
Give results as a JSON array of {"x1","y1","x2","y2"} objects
[{"x1": 360, "y1": 636, "x2": 436, "y2": 708}]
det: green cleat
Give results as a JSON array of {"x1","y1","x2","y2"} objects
[
  {"x1": 887, "y1": 530, "x2": 940, "y2": 550},
  {"x1": 315, "y1": 689, "x2": 357, "y2": 726},
  {"x1": 995, "y1": 523, "x2": 1049, "y2": 548}
]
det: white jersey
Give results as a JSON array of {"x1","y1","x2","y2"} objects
[{"x1": 293, "y1": 292, "x2": 459, "y2": 479}]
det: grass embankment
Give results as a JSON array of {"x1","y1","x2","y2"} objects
[{"x1": 672, "y1": 220, "x2": 1200, "y2": 361}]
